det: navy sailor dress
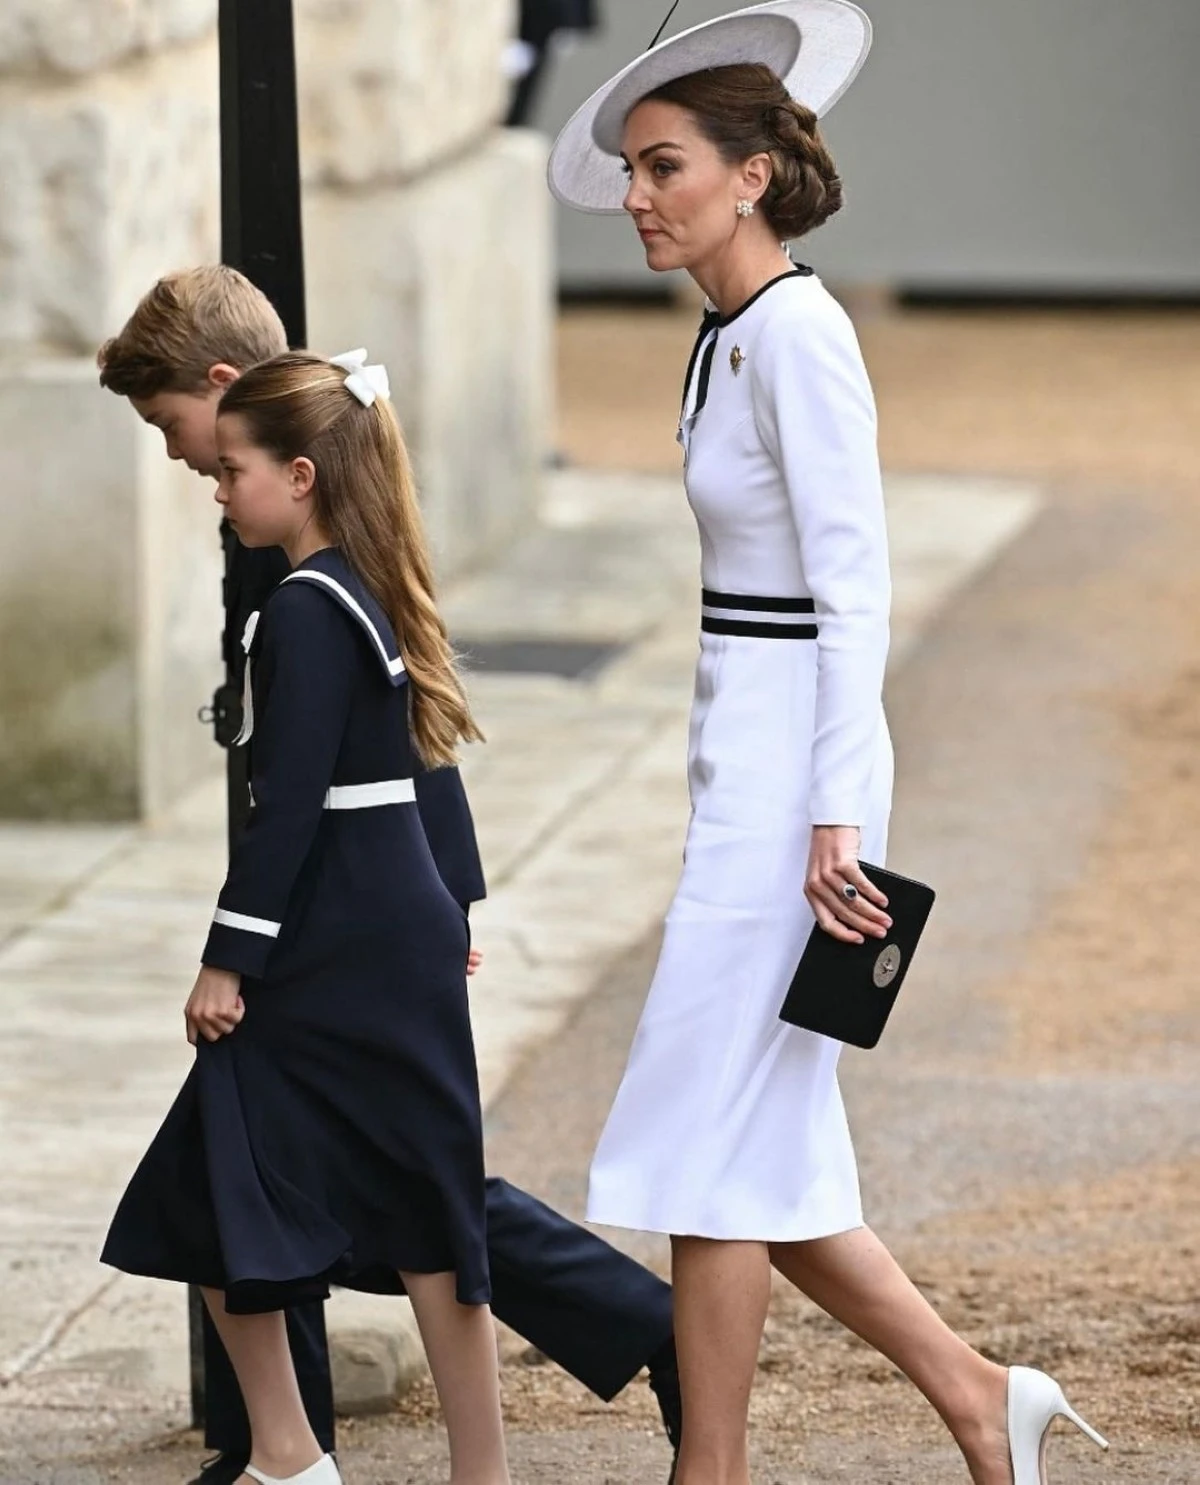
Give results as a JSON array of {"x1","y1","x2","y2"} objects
[{"x1": 102, "y1": 547, "x2": 490, "y2": 1310}]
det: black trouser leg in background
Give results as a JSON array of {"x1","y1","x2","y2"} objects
[
  {"x1": 204, "y1": 1300, "x2": 336, "y2": 1456},
  {"x1": 484, "y1": 1177, "x2": 674, "y2": 1401},
  {"x1": 203, "y1": 1178, "x2": 672, "y2": 1452}
]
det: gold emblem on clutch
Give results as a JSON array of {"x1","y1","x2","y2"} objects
[
  {"x1": 873, "y1": 945, "x2": 902, "y2": 989},
  {"x1": 730, "y1": 345, "x2": 745, "y2": 376}
]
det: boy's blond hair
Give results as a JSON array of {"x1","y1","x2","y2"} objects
[{"x1": 97, "y1": 265, "x2": 289, "y2": 398}]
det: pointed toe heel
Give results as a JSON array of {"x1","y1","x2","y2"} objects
[{"x1": 1007, "y1": 1365, "x2": 1108, "y2": 1484}]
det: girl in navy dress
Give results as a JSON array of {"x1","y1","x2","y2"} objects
[{"x1": 103, "y1": 350, "x2": 508, "y2": 1485}]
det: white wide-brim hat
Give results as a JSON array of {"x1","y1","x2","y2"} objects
[{"x1": 548, "y1": 0, "x2": 872, "y2": 214}]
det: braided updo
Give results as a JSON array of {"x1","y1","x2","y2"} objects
[{"x1": 644, "y1": 63, "x2": 843, "y2": 240}]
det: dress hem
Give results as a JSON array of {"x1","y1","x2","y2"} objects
[
  {"x1": 584, "y1": 1210, "x2": 865, "y2": 1244},
  {"x1": 99, "y1": 1254, "x2": 492, "y2": 1312}
]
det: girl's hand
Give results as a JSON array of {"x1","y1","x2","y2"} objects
[
  {"x1": 185, "y1": 966, "x2": 245, "y2": 1045},
  {"x1": 805, "y1": 825, "x2": 892, "y2": 945},
  {"x1": 467, "y1": 948, "x2": 483, "y2": 978}
]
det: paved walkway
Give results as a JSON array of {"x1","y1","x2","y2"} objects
[{"x1": 0, "y1": 465, "x2": 1037, "y2": 1475}]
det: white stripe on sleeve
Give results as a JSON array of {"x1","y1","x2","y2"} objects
[{"x1": 212, "y1": 908, "x2": 282, "y2": 939}]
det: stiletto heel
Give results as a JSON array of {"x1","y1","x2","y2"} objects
[
  {"x1": 1060, "y1": 1398, "x2": 1110, "y2": 1451},
  {"x1": 1007, "y1": 1366, "x2": 1109, "y2": 1484},
  {"x1": 244, "y1": 1455, "x2": 342, "y2": 1485}
]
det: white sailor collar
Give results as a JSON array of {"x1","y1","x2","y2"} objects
[{"x1": 280, "y1": 548, "x2": 408, "y2": 687}]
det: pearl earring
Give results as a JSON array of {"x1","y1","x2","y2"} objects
[{"x1": 736, "y1": 199, "x2": 756, "y2": 218}]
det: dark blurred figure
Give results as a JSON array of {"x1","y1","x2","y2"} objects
[{"x1": 506, "y1": 0, "x2": 599, "y2": 127}]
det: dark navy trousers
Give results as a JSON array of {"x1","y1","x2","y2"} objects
[{"x1": 205, "y1": 1177, "x2": 673, "y2": 1453}]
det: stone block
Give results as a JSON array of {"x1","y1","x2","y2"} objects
[
  {"x1": 296, "y1": 0, "x2": 514, "y2": 187},
  {"x1": 328, "y1": 1324, "x2": 427, "y2": 1414},
  {"x1": 326, "y1": 1290, "x2": 427, "y2": 1414},
  {"x1": 305, "y1": 127, "x2": 553, "y2": 578},
  {"x1": 0, "y1": 361, "x2": 222, "y2": 819},
  {"x1": 0, "y1": 0, "x2": 215, "y2": 78},
  {"x1": 0, "y1": 42, "x2": 219, "y2": 353}
]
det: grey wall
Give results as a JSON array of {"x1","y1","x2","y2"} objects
[{"x1": 537, "y1": 0, "x2": 1200, "y2": 294}]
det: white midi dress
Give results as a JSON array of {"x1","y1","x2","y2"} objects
[{"x1": 587, "y1": 269, "x2": 894, "y2": 1241}]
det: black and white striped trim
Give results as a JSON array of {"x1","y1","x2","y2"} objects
[{"x1": 700, "y1": 589, "x2": 818, "y2": 640}]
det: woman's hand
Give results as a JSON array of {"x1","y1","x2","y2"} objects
[
  {"x1": 185, "y1": 966, "x2": 245, "y2": 1045},
  {"x1": 805, "y1": 825, "x2": 892, "y2": 945},
  {"x1": 467, "y1": 947, "x2": 483, "y2": 977}
]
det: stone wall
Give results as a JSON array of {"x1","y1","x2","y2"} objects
[
  {"x1": 0, "y1": 10, "x2": 223, "y2": 817},
  {"x1": 0, "y1": 4, "x2": 221, "y2": 355},
  {"x1": 306, "y1": 128, "x2": 553, "y2": 573},
  {"x1": 297, "y1": 0, "x2": 552, "y2": 575},
  {"x1": 298, "y1": 0, "x2": 512, "y2": 187},
  {"x1": 0, "y1": 0, "x2": 551, "y2": 819},
  {"x1": 0, "y1": 366, "x2": 224, "y2": 818}
]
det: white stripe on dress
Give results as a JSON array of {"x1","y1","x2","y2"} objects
[
  {"x1": 324, "y1": 780, "x2": 416, "y2": 810},
  {"x1": 700, "y1": 604, "x2": 814, "y2": 626}
]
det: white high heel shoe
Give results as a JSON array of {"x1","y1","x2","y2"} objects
[
  {"x1": 244, "y1": 1455, "x2": 342, "y2": 1485},
  {"x1": 1007, "y1": 1366, "x2": 1109, "y2": 1483}
]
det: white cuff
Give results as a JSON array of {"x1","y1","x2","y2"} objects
[{"x1": 212, "y1": 908, "x2": 282, "y2": 939}]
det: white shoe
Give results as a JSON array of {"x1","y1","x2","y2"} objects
[
  {"x1": 244, "y1": 1455, "x2": 342, "y2": 1485},
  {"x1": 1007, "y1": 1366, "x2": 1109, "y2": 1483}
]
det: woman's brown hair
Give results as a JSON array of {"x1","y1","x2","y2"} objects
[
  {"x1": 644, "y1": 63, "x2": 843, "y2": 240},
  {"x1": 220, "y1": 353, "x2": 483, "y2": 768}
]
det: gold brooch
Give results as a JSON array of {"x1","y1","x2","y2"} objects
[{"x1": 730, "y1": 345, "x2": 745, "y2": 376}]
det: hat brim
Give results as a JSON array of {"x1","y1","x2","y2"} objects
[{"x1": 547, "y1": 0, "x2": 872, "y2": 214}]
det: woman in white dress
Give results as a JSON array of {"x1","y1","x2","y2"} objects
[{"x1": 549, "y1": 5, "x2": 1109, "y2": 1483}]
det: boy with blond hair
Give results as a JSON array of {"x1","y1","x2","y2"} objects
[
  {"x1": 99, "y1": 268, "x2": 679, "y2": 1485},
  {"x1": 99, "y1": 264, "x2": 287, "y2": 477}
]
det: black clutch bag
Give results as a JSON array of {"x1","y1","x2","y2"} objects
[{"x1": 778, "y1": 863, "x2": 936, "y2": 1050}]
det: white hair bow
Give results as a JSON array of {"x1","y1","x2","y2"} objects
[{"x1": 330, "y1": 347, "x2": 391, "y2": 408}]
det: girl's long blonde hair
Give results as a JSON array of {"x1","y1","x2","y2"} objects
[{"x1": 221, "y1": 352, "x2": 483, "y2": 767}]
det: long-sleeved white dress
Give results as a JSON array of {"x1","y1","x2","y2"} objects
[{"x1": 587, "y1": 268, "x2": 893, "y2": 1240}]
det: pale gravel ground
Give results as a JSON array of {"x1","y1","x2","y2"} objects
[{"x1": 21, "y1": 304, "x2": 1200, "y2": 1483}]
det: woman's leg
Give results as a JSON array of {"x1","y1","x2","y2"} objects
[
  {"x1": 401, "y1": 1271, "x2": 510, "y2": 1485},
  {"x1": 671, "y1": 1237, "x2": 772, "y2": 1485},
  {"x1": 769, "y1": 1227, "x2": 1011, "y2": 1485},
  {"x1": 201, "y1": 1288, "x2": 325, "y2": 1482}
]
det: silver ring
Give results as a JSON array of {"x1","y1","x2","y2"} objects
[{"x1": 841, "y1": 883, "x2": 859, "y2": 902}]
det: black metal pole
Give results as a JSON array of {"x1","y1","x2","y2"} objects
[
  {"x1": 199, "y1": 0, "x2": 307, "y2": 1431},
  {"x1": 219, "y1": 0, "x2": 307, "y2": 346}
]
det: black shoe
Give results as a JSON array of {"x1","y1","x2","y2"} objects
[
  {"x1": 189, "y1": 1455, "x2": 248, "y2": 1485},
  {"x1": 648, "y1": 1339, "x2": 682, "y2": 1482}
]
